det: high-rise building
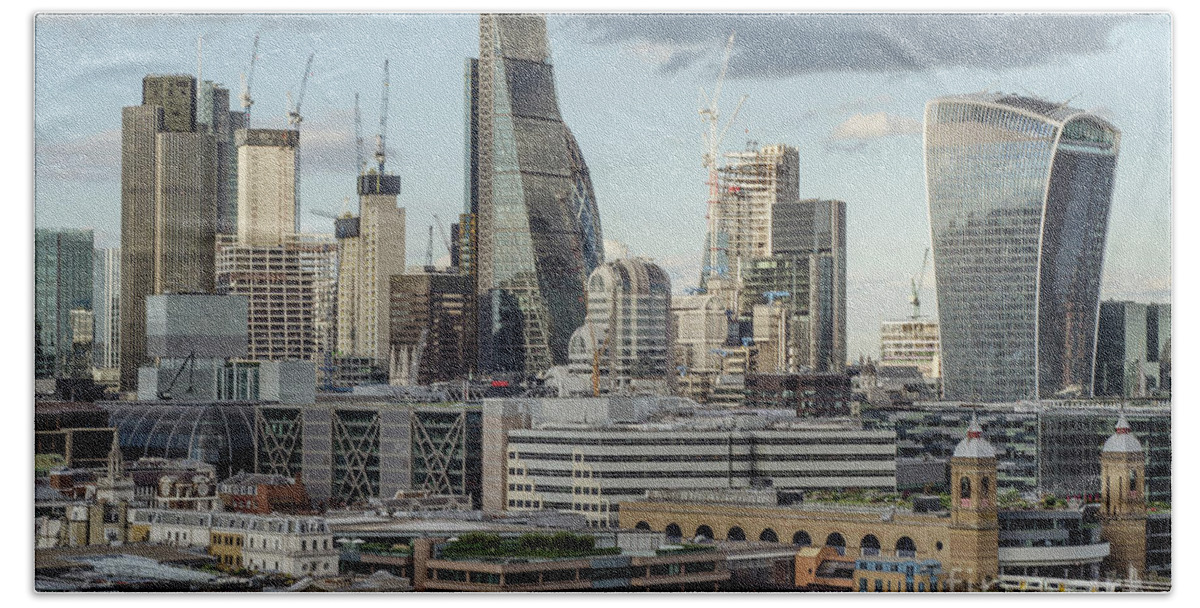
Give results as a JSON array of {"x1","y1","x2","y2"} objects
[
  {"x1": 197, "y1": 81, "x2": 241, "y2": 235},
  {"x1": 216, "y1": 234, "x2": 338, "y2": 362},
  {"x1": 235, "y1": 129, "x2": 300, "y2": 246},
  {"x1": 735, "y1": 198, "x2": 846, "y2": 373},
  {"x1": 925, "y1": 93, "x2": 1119, "y2": 401},
  {"x1": 567, "y1": 258, "x2": 673, "y2": 394},
  {"x1": 336, "y1": 174, "x2": 406, "y2": 367},
  {"x1": 702, "y1": 143, "x2": 799, "y2": 285},
  {"x1": 388, "y1": 272, "x2": 474, "y2": 385},
  {"x1": 35, "y1": 228, "x2": 94, "y2": 378},
  {"x1": 119, "y1": 74, "x2": 217, "y2": 391},
  {"x1": 92, "y1": 247, "x2": 120, "y2": 373},
  {"x1": 466, "y1": 14, "x2": 605, "y2": 376},
  {"x1": 1093, "y1": 301, "x2": 1171, "y2": 398}
]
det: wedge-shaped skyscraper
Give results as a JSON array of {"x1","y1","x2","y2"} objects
[
  {"x1": 925, "y1": 93, "x2": 1119, "y2": 401},
  {"x1": 465, "y1": 14, "x2": 604, "y2": 376}
]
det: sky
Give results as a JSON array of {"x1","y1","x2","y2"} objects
[{"x1": 32, "y1": 12, "x2": 1172, "y2": 361}]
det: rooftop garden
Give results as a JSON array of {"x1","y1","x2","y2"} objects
[
  {"x1": 803, "y1": 489, "x2": 935, "y2": 509},
  {"x1": 1147, "y1": 501, "x2": 1170, "y2": 513},
  {"x1": 438, "y1": 532, "x2": 621, "y2": 561},
  {"x1": 358, "y1": 542, "x2": 412, "y2": 556}
]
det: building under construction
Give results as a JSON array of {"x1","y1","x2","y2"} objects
[
  {"x1": 702, "y1": 143, "x2": 799, "y2": 286},
  {"x1": 215, "y1": 233, "x2": 338, "y2": 362}
]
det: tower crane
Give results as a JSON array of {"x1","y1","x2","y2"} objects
[
  {"x1": 910, "y1": 247, "x2": 930, "y2": 319},
  {"x1": 699, "y1": 32, "x2": 748, "y2": 282},
  {"x1": 431, "y1": 213, "x2": 454, "y2": 257},
  {"x1": 374, "y1": 59, "x2": 390, "y2": 175},
  {"x1": 353, "y1": 92, "x2": 365, "y2": 176},
  {"x1": 239, "y1": 34, "x2": 261, "y2": 128},
  {"x1": 286, "y1": 52, "x2": 315, "y2": 128}
]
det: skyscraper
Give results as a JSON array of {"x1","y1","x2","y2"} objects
[
  {"x1": 235, "y1": 129, "x2": 300, "y2": 246},
  {"x1": 925, "y1": 93, "x2": 1119, "y2": 401},
  {"x1": 1093, "y1": 301, "x2": 1171, "y2": 398},
  {"x1": 465, "y1": 14, "x2": 604, "y2": 376},
  {"x1": 93, "y1": 247, "x2": 121, "y2": 373},
  {"x1": 120, "y1": 74, "x2": 217, "y2": 391},
  {"x1": 335, "y1": 174, "x2": 406, "y2": 367},
  {"x1": 34, "y1": 228, "x2": 94, "y2": 378},
  {"x1": 197, "y1": 81, "x2": 241, "y2": 235}
]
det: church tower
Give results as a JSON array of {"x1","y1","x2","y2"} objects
[
  {"x1": 948, "y1": 414, "x2": 999, "y2": 590},
  {"x1": 1099, "y1": 412, "x2": 1147, "y2": 579}
]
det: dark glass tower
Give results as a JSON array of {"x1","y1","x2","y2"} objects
[
  {"x1": 924, "y1": 93, "x2": 1120, "y2": 401},
  {"x1": 465, "y1": 14, "x2": 604, "y2": 376}
]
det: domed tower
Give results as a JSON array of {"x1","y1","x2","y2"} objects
[
  {"x1": 1099, "y1": 412, "x2": 1146, "y2": 578},
  {"x1": 948, "y1": 414, "x2": 999, "y2": 589}
]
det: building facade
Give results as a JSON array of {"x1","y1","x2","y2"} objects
[
  {"x1": 1093, "y1": 301, "x2": 1171, "y2": 398},
  {"x1": 216, "y1": 233, "x2": 338, "y2": 362},
  {"x1": 466, "y1": 14, "x2": 604, "y2": 376},
  {"x1": 925, "y1": 93, "x2": 1119, "y2": 401},
  {"x1": 388, "y1": 272, "x2": 475, "y2": 385},
  {"x1": 92, "y1": 247, "x2": 121, "y2": 375},
  {"x1": 35, "y1": 228, "x2": 94, "y2": 378},
  {"x1": 879, "y1": 320, "x2": 940, "y2": 383},
  {"x1": 120, "y1": 74, "x2": 218, "y2": 391},
  {"x1": 197, "y1": 80, "x2": 242, "y2": 235},
  {"x1": 567, "y1": 258, "x2": 673, "y2": 393},
  {"x1": 235, "y1": 128, "x2": 300, "y2": 246}
]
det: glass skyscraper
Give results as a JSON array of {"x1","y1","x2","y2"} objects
[
  {"x1": 924, "y1": 93, "x2": 1120, "y2": 401},
  {"x1": 465, "y1": 14, "x2": 604, "y2": 376},
  {"x1": 35, "y1": 228, "x2": 94, "y2": 378}
]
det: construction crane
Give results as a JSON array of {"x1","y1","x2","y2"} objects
[
  {"x1": 239, "y1": 34, "x2": 261, "y2": 128},
  {"x1": 910, "y1": 247, "x2": 930, "y2": 319},
  {"x1": 424, "y1": 225, "x2": 435, "y2": 271},
  {"x1": 286, "y1": 52, "x2": 315, "y2": 128},
  {"x1": 353, "y1": 92, "x2": 365, "y2": 176},
  {"x1": 374, "y1": 59, "x2": 390, "y2": 175},
  {"x1": 431, "y1": 213, "x2": 454, "y2": 257},
  {"x1": 699, "y1": 32, "x2": 748, "y2": 281}
]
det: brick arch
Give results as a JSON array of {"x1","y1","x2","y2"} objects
[
  {"x1": 634, "y1": 521, "x2": 651, "y2": 531},
  {"x1": 665, "y1": 523, "x2": 682, "y2": 539},
  {"x1": 792, "y1": 530, "x2": 812, "y2": 546},
  {"x1": 727, "y1": 526, "x2": 746, "y2": 541},
  {"x1": 860, "y1": 533, "x2": 881, "y2": 556},
  {"x1": 695, "y1": 524, "x2": 714, "y2": 540},
  {"x1": 759, "y1": 528, "x2": 779, "y2": 543}
]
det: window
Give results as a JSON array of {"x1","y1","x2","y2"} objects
[
  {"x1": 860, "y1": 578, "x2": 868, "y2": 592},
  {"x1": 960, "y1": 476, "x2": 972, "y2": 499},
  {"x1": 875, "y1": 579, "x2": 883, "y2": 592}
]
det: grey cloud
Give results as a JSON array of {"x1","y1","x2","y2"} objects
[{"x1": 563, "y1": 13, "x2": 1131, "y2": 78}]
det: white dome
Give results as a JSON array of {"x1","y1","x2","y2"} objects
[
  {"x1": 1102, "y1": 413, "x2": 1143, "y2": 453},
  {"x1": 952, "y1": 415, "x2": 996, "y2": 459}
]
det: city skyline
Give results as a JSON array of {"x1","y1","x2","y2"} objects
[{"x1": 34, "y1": 13, "x2": 1171, "y2": 361}]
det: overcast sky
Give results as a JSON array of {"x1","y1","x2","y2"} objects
[{"x1": 33, "y1": 12, "x2": 1172, "y2": 360}]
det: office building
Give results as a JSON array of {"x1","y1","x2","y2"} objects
[
  {"x1": 255, "y1": 399, "x2": 483, "y2": 507},
  {"x1": 925, "y1": 93, "x2": 1119, "y2": 401},
  {"x1": 466, "y1": 14, "x2": 605, "y2": 376},
  {"x1": 120, "y1": 74, "x2": 217, "y2": 391},
  {"x1": 483, "y1": 397, "x2": 896, "y2": 529},
  {"x1": 35, "y1": 228, "x2": 94, "y2": 378},
  {"x1": 388, "y1": 273, "x2": 475, "y2": 385},
  {"x1": 702, "y1": 143, "x2": 800, "y2": 285},
  {"x1": 336, "y1": 175, "x2": 406, "y2": 368},
  {"x1": 1093, "y1": 301, "x2": 1171, "y2": 397},
  {"x1": 92, "y1": 247, "x2": 120, "y2": 376},
  {"x1": 197, "y1": 81, "x2": 243, "y2": 235},
  {"x1": 567, "y1": 258, "x2": 673, "y2": 394},
  {"x1": 879, "y1": 319, "x2": 940, "y2": 384}
]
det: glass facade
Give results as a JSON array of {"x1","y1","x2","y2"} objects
[
  {"x1": 467, "y1": 15, "x2": 604, "y2": 375},
  {"x1": 35, "y1": 228, "x2": 95, "y2": 378},
  {"x1": 924, "y1": 94, "x2": 1119, "y2": 401},
  {"x1": 103, "y1": 401, "x2": 255, "y2": 478}
]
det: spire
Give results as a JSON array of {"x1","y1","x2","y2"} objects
[{"x1": 105, "y1": 432, "x2": 124, "y2": 480}]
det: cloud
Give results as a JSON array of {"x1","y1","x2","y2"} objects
[
  {"x1": 35, "y1": 129, "x2": 121, "y2": 181},
  {"x1": 565, "y1": 14, "x2": 1132, "y2": 78},
  {"x1": 825, "y1": 112, "x2": 921, "y2": 152}
]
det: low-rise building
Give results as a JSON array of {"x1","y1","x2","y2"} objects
[{"x1": 131, "y1": 508, "x2": 338, "y2": 577}]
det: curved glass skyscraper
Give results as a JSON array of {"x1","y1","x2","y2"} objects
[
  {"x1": 465, "y1": 14, "x2": 604, "y2": 376},
  {"x1": 924, "y1": 93, "x2": 1119, "y2": 401}
]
